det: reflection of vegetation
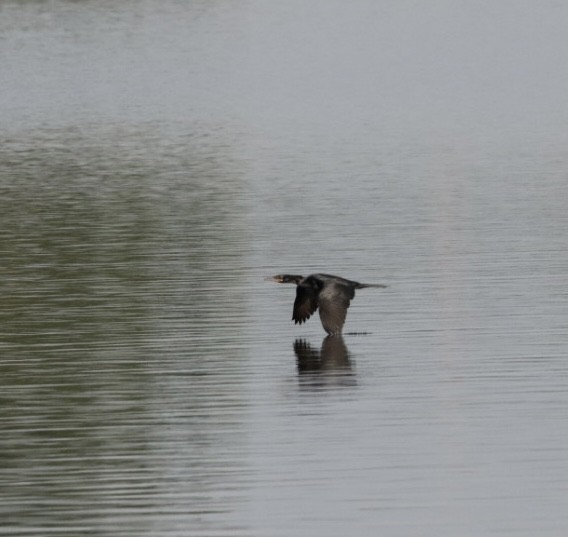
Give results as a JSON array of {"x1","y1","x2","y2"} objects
[
  {"x1": 0, "y1": 123, "x2": 249, "y2": 349},
  {"x1": 0, "y1": 124, "x2": 250, "y2": 533}
]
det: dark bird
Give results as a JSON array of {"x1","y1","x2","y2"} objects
[{"x1": 268, "y1": 273, "x2": 386, "y2": 335}]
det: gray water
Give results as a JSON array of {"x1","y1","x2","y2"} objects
[{"x1": 2, "y1": 1, "x2": 568, "y2": 535}]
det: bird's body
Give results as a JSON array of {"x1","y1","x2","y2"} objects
[{"x1": 269, "y1": 273, "x2": 386, "y2": 335}]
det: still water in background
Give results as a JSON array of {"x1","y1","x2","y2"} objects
[{"x1": 1, "y1": 1, "x2": 568, "y2": 536}]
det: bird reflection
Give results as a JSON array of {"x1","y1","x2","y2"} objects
[{"x1": 293, "y1": 336, "x2": 355, "y2": 388}]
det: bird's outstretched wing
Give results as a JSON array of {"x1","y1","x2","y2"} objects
[
  {"x1": 293, "y1": 281, "x2": 319, "y2": 324},
  {"x1": 317, "y1": 282, "x2": 355, "y2": 335}
]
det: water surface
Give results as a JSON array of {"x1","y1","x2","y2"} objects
[{"x1": 1, "y1": 1, "x2": 568, "y2": 536}]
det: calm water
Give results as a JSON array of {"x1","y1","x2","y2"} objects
[{"x1": 1, "y1": 1, "x2": 568, "y2": 536}]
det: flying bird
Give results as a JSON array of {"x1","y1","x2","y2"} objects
[{"x1": 268, "y1": 273, "x2": 386, "y2": 335}]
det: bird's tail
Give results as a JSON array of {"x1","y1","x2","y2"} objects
[{"x1": 356, "y1": 282, "x2": 387, "y2": 289}]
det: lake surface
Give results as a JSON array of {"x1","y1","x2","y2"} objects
[{"x1": 1, "y1": 1, "x2": 568, "y2": 535}]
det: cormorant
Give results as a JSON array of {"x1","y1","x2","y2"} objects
[{"x1": 268, "y1": 273, "x2": 386, "y2": 335}]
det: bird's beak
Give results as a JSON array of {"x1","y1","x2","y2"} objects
[{"x1": 264, "y1": 275, "x2": 277, "y2": 282}]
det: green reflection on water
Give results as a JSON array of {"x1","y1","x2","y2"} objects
[{"x1": 0, "y1": 124, "x2": 252, "y2": 534}]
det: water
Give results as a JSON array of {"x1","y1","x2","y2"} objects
[{"x1": 1, "y1": 1, "x2": 568, "y2": 535}]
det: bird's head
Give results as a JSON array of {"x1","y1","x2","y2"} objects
[{"x1": 267, "y1": 274, "x2": 304, "y2": 284}]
